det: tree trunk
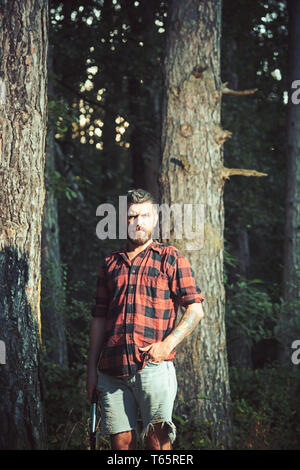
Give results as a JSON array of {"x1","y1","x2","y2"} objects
[
  {"x1": 41, "y1": 45, "x2": 68, "y2": 366},
  {"x1": 128, "y1": 77, "x2": 147, "y2": 189},
  {"x1": 227, "y1": 227, "x2": 252, "y2": 368},
  {"x1": 160, "y1": 0, "x2": 232, "y2": 448},
  {"x1": 237, "y1": 228, "x2": 250, "y2": 276},
  {"x1": 100, "y1": 0, "x2": 121, "y2": 195},
  {"x1": 0, "y1": 0, "x2": 48, "y2": 449},
  {"x1": 279, "y1": 0, "x2": 300, "y2": 366},
  {"x1": 125, "y1": 0, "x2": 161, "y2": 198}
]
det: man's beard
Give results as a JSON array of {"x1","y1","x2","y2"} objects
[{"x1": 128, "y1": 228, "x2": 152, "y2": 246}]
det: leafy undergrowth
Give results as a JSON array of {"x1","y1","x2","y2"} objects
[
  {"x1": 174, "y1": 364, "x2": 300, "y2": 450},
  {"x1": 42, "y1": 361, "x2": 300, "y2": 450}
]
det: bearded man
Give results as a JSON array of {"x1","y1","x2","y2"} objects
[{"x1": 86, "y1": 189, "x2": 204, "y2": 450}]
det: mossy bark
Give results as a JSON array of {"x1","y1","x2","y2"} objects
[
  {"x1": 0, "y1": 0, "x2": 48, "y2": 449},
  {"x1": 160, "y1": 0, "x2": 232, "y2": 448}
]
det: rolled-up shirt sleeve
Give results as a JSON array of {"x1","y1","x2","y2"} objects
[
  {"x1": 91, "y1": 261, "x2": 109, "y2": 318},
  {"x1": 169, "y1": 251, "x2": 204, "y2": 307}
]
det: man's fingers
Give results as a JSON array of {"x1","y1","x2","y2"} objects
[{"x1": 139, "y1": 345, "x2": 152, "y2": 351}]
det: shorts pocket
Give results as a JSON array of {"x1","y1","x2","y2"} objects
[{"x1": 146, "y1": 360, "x2": 163, "y2": 366}]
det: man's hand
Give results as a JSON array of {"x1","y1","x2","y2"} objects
[
  {"x1": 139, "y1": 303, "x2": 204, "y2": 364},
  {"x1": 139, "y1": 341, "x2": 173, "y2": 363}
]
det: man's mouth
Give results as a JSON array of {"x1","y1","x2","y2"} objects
[{"x1": 128, "y1": 228, "x2": 149, "y2": 241}]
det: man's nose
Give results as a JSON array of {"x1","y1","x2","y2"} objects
[{"x1": 136, "y1": 215, "x2": 143, "y2": 225}]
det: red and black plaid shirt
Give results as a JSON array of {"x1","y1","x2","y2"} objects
[{"x1": 92, "y1": 241, "x2": 204, "y2": 377}]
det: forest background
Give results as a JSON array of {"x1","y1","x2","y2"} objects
[{"x1": 1, "y1": 0, "x2": 300, "y2": 450}]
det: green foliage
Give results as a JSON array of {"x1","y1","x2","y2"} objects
[
  {"x1": 226, "y1": 274, "x2": 276, "y2": 344},
  {"x1": 41, "y1": 276, "x2": 93, "y2": 449},
  {"x1": 223, "y1": 246, "x2": 238, "y2": 285},
  {"x1": 41, "y1": 0, "x2": 295, "y2": 451},
  {"x1": 272, "y1": 274, "x2": 300, "y2": 351},
  {"x1": 64, "y1": 286, "x2": 91, "y2": 366},
  {"x1": 172, "y1": 415, "x2": 217, "y2": 450},
  {"x1": 41, "y1": 361, "x2": 89, "y2": 450},
  {"x1": 229, "y1": 365, "x2": 300, "y2": 449},
  {"x1": 222, "y1": 0, "x2": 287, "y2": 291},
  {"x1": 171, "y1": 396, "x2": 223, "y2": 450},
  {"x1": 172, "y1": 365, "x2": 300, "y2": 450},
  {"x1": 42, "y1": 354, "x2": 111, "y2": 450},
  {"x1": 48, "y1": 95, "x2": 79, "y2": 137},
  {"x1": 45, "y1": 167, "x2": 92, "y2": 201}
]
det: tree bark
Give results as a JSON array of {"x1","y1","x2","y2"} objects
[
  {"x1": 160, "y1": 0, "x2": 232, "y2": 448},
  {"x1": 279, "y1": 0, "x2": 300, "y2": 366},
  {"x1": 0, "y1": 0, "x2": 48, "y2": 449}
]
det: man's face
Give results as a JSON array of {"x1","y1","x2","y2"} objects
[{"x1": 127, "y1": 202, "x2": 157, "y2": 246}]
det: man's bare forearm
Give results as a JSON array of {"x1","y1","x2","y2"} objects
[
  {"x1": 86, "y1": 316, "x2": 106, "y2": 400},
  {"x1": 88, "y1": 316, "x2": 106, "y2": 370},
  {"x1": 163, "y1": 302, "x2": 204, "y2": 351}
]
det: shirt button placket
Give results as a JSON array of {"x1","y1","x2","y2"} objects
[{"x1": 126, "y1": 264, "x2": 137, "y2": 368}]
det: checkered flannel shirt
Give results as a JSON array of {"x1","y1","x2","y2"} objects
[{"x1": 92, "y1": 241, "x2": 204, "y2": 377}]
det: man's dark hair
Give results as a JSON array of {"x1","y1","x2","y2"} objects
[{"x1": 126, "y1": 188, "x2": 156, "y2": 206}]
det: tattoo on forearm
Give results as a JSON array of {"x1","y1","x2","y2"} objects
[{"x1": 171, "y1": 305, "x2": 202, "y2": 344}]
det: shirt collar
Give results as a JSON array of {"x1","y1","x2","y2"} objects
[
  {"x1": 149, "y1": 240, "x2": 163, "y2": 253},
  {"x1": 116, "y1": 240, "x2": 162, "y2": 257}
]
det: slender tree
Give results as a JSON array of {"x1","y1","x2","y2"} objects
[
  {"x1": 41, "y1": 45, "x2": 68, "y2": 366},
  {"x1": 279, "y1": 0, "x2": 300, "y2": 366},
  {"x1": 0, "y1": 0, "x2": 48, "y2": 449},
  {"x1": 221, "y1": 33, "x2": 252, "y2": 369},
  {"x1": 124, "y1": 0, "x2": 162, "y2": 196}
]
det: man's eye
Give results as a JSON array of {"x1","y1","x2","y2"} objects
[{"x1": 128, "y1": 213, "x2": 150, "y2": 220}]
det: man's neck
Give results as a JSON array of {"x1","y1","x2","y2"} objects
[{"x1": 126, "y1": 238, "x2": 153, "y2": 258}]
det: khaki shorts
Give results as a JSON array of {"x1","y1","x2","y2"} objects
[{"x1": 97, "y1": 360, "x2": 178, "y2": 443}]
